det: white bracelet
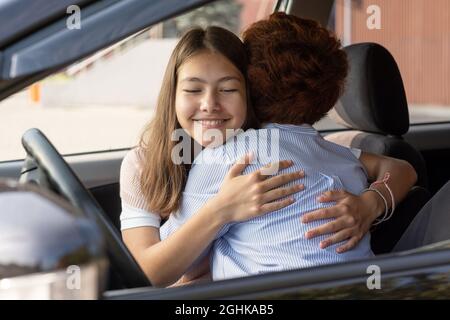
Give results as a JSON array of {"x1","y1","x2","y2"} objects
[
  {"x1": 381, "y1": 182, "x2": 395, "y2": 221},
  {"x1": 369, "y1": 172, "x2": 396, "y2": 223},
  {"x1": 361, "y1": 188, "x2": 388, "y2": 226}
]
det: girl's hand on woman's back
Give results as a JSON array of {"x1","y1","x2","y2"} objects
[
  {"x1": 301, "y1": 152, "x2": 418, "y2": 253},
  {"x1": 211, "y1": 153, "x2": 305, "y2": 224},
  {"x1": 301, "y1": 189, "x2": 380, "y2": 253}
]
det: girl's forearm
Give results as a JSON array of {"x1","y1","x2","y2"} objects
[
  {"x1": 139, "y1": 199, "x2": 224, "y2": 287},
  {"x1": 373, "y1": 160, "x2": 416, "y2": 209},
  {"x1": 361, "y1": 152, "x2": 418, "y2": 216}
]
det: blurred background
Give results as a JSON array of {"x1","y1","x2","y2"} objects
[{"x1": 1, "y1": 0, "x2": 448, "y2": 161}]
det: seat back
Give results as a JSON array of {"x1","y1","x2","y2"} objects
[
  {"x1": 325, "y1": 43, "x2": 430, "y2": 253},
  {"x1": 325, "y1": 42, "x2": 428, "y2": 188}
]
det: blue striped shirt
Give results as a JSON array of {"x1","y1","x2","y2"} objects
[{"x1": 160, "y1": 123, "x2": 374, "y2": 280}]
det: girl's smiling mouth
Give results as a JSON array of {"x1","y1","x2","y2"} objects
[{"x1": 193, "y1": 119, "x2": 230, "y2": 129}]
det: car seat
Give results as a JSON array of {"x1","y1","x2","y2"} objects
[{"x1": 325, "y1": 42, "x2": 431, "y2": 253}]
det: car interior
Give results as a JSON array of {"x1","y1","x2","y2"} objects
[
  {"x1": 72, "y1": 38, "x2": 450, "y2": 290},
  {"x1": 324, "y1": 42, "x2": 432, "y2": 254},
  {"x1": 0, "y1": 0, "x2": 449, "y2": 296}
]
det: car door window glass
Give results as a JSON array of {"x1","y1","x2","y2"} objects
[
  {"x1": 0, "y1": 0, "x2": 276, "y2": 162},
  {"x1": 328, "y1": 0, "x2": 450, "y2": 127}
]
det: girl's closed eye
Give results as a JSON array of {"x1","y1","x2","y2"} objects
[
  {"x1": 220, "y1": 88, "x2": 238, "y2": 93},
  {"x1": 183, "y1": 88, "x2": 202, "y2": 94}
]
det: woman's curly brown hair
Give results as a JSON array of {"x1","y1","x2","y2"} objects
[{"x1": 243, "y1": 12, "x2": 348, "y2": 125}]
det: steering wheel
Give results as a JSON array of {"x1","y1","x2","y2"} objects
[{"x1": 20, "y1": 128, "x2": 150, "y2": 289}]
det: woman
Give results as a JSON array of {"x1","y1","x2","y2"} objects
[{"x1": 120, "y1": 26, "x2": 416, "y2": 287}]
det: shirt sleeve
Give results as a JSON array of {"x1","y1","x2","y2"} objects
[
  {"x1": 120, "y1": 203, "x2": 161, "y2": 230},
  {"x1": 350, "y1": 147, "x2": 362, "y2": 159},
  {"x1": 119, "y1": 148, "x2": 161, "y2": 230}
]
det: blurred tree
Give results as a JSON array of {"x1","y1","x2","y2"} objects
[{"x1": 163, "y1": 0, "x2": 242, "y2": 37}]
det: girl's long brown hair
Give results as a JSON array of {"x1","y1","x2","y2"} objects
[{"x1": 138, "y1": 26, "x2": 259, "y2": 218}]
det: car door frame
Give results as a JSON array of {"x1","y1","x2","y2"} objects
[
  {"x1": 0, "y1": 0, "x2": 215, "y2": 100},
  {"x1": 102, "y1": 243, "x2": 450, "y2": 299}
]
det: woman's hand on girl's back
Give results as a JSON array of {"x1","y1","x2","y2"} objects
[{"x1": 211, "y1": 153, "x2": 305, "y2": 224}]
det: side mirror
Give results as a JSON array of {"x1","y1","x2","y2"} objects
[{"x1": 0, "y1": 179, "x2": 108, "y2": 299}]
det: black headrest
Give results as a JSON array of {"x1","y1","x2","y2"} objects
[{"x1": 331, "y1": 43, "x2": 410, "y2": 136}]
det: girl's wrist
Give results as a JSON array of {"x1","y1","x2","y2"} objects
[
  {"x1": 202, "y1": 196, "x2": 231, "y2": 227},
  {"x1": 361, "y1": 189, "x2": 385, "y2": 221}
]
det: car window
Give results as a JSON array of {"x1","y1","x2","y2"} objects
[
  {"x1": 317, "y1": 0, "x2": 450, "y2": 130},
  {"x1": 0, "y1": 0, "x2": 276, "y2": 162}
]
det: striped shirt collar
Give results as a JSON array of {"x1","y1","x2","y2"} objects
[{"x1": 262, "y1": 122, "x2": 319, "y2": 135}]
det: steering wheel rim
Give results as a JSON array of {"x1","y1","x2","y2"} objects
[{"x1": 21, "y1": 128, "x2": 150, "y2": 289}]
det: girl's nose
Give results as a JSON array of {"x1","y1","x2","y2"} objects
[{"x1": 200, "y1": 92, "x2": 220, "y2": 113}]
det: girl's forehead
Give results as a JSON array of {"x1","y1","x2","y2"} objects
[{"x1": 178, "y1": 51, "x2": 244, "y2": 80}]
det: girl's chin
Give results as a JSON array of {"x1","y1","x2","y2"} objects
[
  {"x1": 198, "y1": 138, "x2": 226, "y2": 148},
  {"x1": 190, "y1": 126, "x2": 242, "y2": 147}
]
